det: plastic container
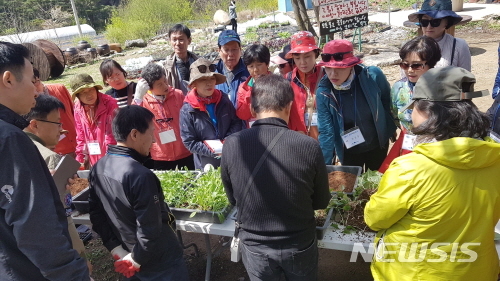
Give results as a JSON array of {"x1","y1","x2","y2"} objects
[
  {"x1": 72, "y1": 170, "x2": 90, "y2": 214},
  {"x1": 326, "y1": 165, "x2": 362, "y2": 195},
  {"x1": 170, "y1": 204, "x2": 233, "y2": 224},
  {"x1": 316, "y1": 208, "x2": 334, "y2": 240}
]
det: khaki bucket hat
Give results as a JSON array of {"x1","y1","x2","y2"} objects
[
  {"x1": 188, "y1": 58, "x2": 226, "y2": 87},
  {"x1": 69, "y1": 73, "x2": 103, "y2": 99}
]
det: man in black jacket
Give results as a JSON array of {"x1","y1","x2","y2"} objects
[
  {"x1": 89, "y1": 105, "x2": 189, "y2": 280},
  {"x1": 0, "y1": 41, "x2": 89, "y2": 280},
  {"x1": 221, "y1": 74, "x2": 331, "y2": 281}
]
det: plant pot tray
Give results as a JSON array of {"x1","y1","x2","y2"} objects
[
  {"x1": 316, "y1": 208, "x2": 334, "y2": 240},
  {"x1": 326, "y1": 165, "x2": 362, "y2": 195},
  {"x1": 170, "y1": 204, "x2": 233, "y2": 224}
]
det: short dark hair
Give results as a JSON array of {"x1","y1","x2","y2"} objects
[
  {"x1": 23, "y1": 94, "x2": 64, "y2": 122},
  {"x1": 243, "y1": 44, "x2": 270, "y2": 66},
  {"x1": 251, "y1": 74, "x2": 294, "y2": 113},
  {"x1": 168, "y1": 24, "x2": 191, "y2": 39},
  {"x1": 0, "y1": 42, "x2": 31, "y2": 82},
  {"x1": 400, "y1": 36, "x2": 441, "y2": 68},
  {"x1": 100, "y1": 59, "x2": 127, "y2": 86},
  {"x1": 141, "y1": 63, "x2": 166, "y2": 89},
  {"x1": 112, "y1": 105, "x2": 154, "y2": 142},
  {"x1": 412, "y1": 100, "x2": 490, "y2": 140}
]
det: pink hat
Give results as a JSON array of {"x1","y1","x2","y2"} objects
[
  {"x1": 285, "y1": 31, "x2": 320, "y2": 59},
  {"x1": 317, "y1": 40, "x2": 362, "y2": 69}
]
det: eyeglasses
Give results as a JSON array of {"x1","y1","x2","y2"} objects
[
  {"x1": 399, "y1": 62, "x2": 426, "y2": 70},
  {"x1": 36, "y1": 119, "x2": 63, "y2": 128},
  {"x1": 321, "y1": 52, "x2": 352, "y2": 62},
  {"x1": 197, "y1": 64, "x2": 216, "y2": 73},
  {"x1": 156, "y1": 118, "x2": 173, "y2": 124},
  {"x1": 419, "y1": 18, "x2": 442, "y2": 28},
  {"x1": 106, "y1": 72, "x2": 123, "y2": 82}
]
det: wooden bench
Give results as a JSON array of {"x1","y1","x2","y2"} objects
[{"x1": 403, "y1": 15, "x2": 472, "y2": 37}]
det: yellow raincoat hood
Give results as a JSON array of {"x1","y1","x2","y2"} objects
[{"x1": 365, "y1": 137, "x2": 500, "y2": 281}]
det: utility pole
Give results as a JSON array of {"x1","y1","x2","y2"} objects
[{"x1": 69, "y1": 0, "x2": 83, "y2": 36}]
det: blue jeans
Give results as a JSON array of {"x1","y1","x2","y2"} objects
[
  {"x1": 125, "y1": 256, "x2": 190, "y2": 281},
  {"x1": 241, "y1": 239, "x2": 318, "y2": 281}
]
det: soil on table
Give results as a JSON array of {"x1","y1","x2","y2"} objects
[
  {"x1": 335, "y1": 189, "x2": 378, "y2": 233},
  {"x1": 328, "y1": 171, "x2": 357, "y2": 192},
  {"x1": 70, "y1": 178, "x2": 89, "y2": 196}
]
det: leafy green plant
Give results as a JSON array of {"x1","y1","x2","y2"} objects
[
  {"x1": 246, "y1": 26, "x2": 257, "y2": 33},
  {"x1": 278, "y1": 31, "x2": 291, "y2": 39},
  {"x1": 258, "y1": 22, "x2": 270, "y2": 29},
  {"x1": 330, "y1": 169, "x2": 383, "y2": 233},
  {"x1": 244, "y1": 31, "x2": 259, "y2": 43},
  {"x1": 155, "y1": 167, "x2": 198, "y2": 207}
]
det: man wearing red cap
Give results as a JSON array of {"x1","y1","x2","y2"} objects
[{"x1": 316, "y1": 39, "x2": 396, "y2": 171}]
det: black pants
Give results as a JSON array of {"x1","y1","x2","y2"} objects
[
  {"x1": 342, "y1": 145, "x2": 388, "y2": 172},
  {"x1": 154, "y1": 154, "x2": 195, "y2": 170},
  {"x1": 231, "y1": 18, "x2": 237, "y2": 33}
]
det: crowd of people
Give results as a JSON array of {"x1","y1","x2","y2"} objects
[{"x1": 1, "y1": 0, "x2": 500, "y2": 279}]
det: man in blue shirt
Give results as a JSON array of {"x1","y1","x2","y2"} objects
[{"x1": 215, "y1": 30, "x2": 249, "y2": 108}]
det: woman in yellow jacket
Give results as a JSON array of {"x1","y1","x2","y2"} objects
[{"x1": 365, "y1": 66, "x2": 500, "y2": 281}]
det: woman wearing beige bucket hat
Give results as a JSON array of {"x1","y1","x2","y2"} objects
[
  {"x1": 179, "y1": 58, "x2": 243, "y2": 170},
  {"x1": 71, "y1": 73, "x2": 118, "y2": 166},
  {"x1": 316, "y1": 39, "x2": 396, "y2": 171}
]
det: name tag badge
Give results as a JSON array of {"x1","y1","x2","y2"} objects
[
  {"x1": 87, "y1": 141, "x2": 102, "y2": 155},
  {"x1": 59, "y1": 134, "x2": 66, "y2": 141},
  {"x1": 159, "y1": 129, "x2": 176, "y2": 144},
  {"x1": 490, "y1": 131, "x2": 500, "y2": 143},
  {"x1": 305, "y1": 112, "x2": 318, "y2": 126},
  {"x1": 341, "y1": 126, "x2": 365, "y2": 149},
  {"x1": 402, "y1": 134, "x2": 417, "y2": 151}
]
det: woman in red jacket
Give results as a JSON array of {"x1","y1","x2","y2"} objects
[
  {"x1": 70, "y1": 73, "x2": 118, "y2": 167},
  {"x1": 285, "y1": 31, "x2": 324, "y2": 139},
  {"x1": 133, "y1": 63, "x2": 194, "y2": 170}
]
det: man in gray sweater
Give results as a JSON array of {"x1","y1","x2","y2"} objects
[{"x1": 221, "y1": 74, "x2": 331, "y2": 281}]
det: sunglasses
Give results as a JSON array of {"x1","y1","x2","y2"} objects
[
  {"x1": 399, "y1": 62, "x2": 426, "y2": 70},
  {"x1": 419, "y1": 18, "x2": 442, "y2": 28},
  {"x1": 321, "y1": 51, "x2": 352, "y2": 62},
  {"x1": 197, "y1": 64, "x2": 216, "y2": 73},
  {"x1": 156, "y1": 118, "x2": 173, "y2": 123},
  {"x1": 278, "y1": 63, "x2": 288, "y2": 69}
]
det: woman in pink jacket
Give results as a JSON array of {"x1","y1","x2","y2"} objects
[{"x1": 70, "y1": 73, "x2": 118, "y2": 166}]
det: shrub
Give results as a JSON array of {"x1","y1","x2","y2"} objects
[{"x1": 105, "y1": 0, "x2": 192, "y2": 44}]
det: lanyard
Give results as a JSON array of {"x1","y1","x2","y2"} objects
[
  {"x1": 147, "y1": 94, "x2": 173, "y2": 129},
  {"x1": 335, "y1": 82, "x2": 357, "y2": 128}
]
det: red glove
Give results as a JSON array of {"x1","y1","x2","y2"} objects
[
  {"x1": 114, "y1": 253, "x2": 140, "y2": 278},
  {"x1": 111, "y1": 245, "x2": 128, "y2": 261}
]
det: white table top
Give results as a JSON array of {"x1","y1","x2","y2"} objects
[{"x1": 72, "y1": 209, "x2": 376, "y2": 252}]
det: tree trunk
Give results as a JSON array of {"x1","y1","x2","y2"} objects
[
  {"x1": 291, "y1": 0, "x2": 307, "y2": 31},
  {"x1": 298, "y1": 0, "x2": 317, "y2": 36}
]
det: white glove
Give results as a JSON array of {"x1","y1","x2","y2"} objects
[
  {"x1": 134, "y1": 78, "x2": 149, "y2": 101},
  {"x1": 121, "y1": 253, "x2": 141, "y2": 269},
  {"x1": 111, "y1": 245, "x2": 129, "y2": 261}
]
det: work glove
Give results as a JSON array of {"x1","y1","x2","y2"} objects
[
  {"x1": 110, "y1": 245, "x2": 129, "y2": 261},
  {"x1": 134, "y1": 78, "x2": 149, "y2": 101},
  {"x1": 114, "y1": 253, "x2": 141, "y2": 278}
]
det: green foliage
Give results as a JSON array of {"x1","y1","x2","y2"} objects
[
  {"x1": 244, "y1": 31, "x2": 259, "y2": 44},
  {"x1": 278, "y1": 31, "x2": 291, "y2": 39},
  {"x1": 156, "y1": 167, "x2": 229, "y2": 213},
  {"x1": 353, "y1": 169, "x2": 383, "y2": 197},
  {"x1": 243, "y1": 0, "x2": 278, "y2": 12},
  {"x1": 105, "y1": 0, "x2": 192, "y2": 44},
  {"x1": 246, "y1": 26, "x2": 257, "y2": 33},
  {"x1": 258, "y1": 22, "x2": 270, "y2": 29}
]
